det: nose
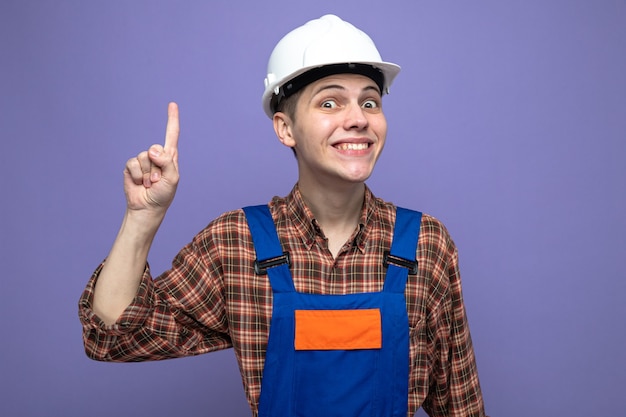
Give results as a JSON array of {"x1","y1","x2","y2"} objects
[{"x1": 344, "y1": 103, "x2": 369, "y2": 130}]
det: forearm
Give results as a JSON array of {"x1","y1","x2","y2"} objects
[
  {"x1": 80, "y1": 219, "x2": 233, "y2": 363},
  {"x1": 93, "y1": 210, "x2": 164, "y2": 325}
]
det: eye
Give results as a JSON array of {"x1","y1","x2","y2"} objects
[
  {"x1": 362, "y1": 99, "x2": 379, "y2": 109},
  {"x1": 321, "y1": 100, "x2": 338, "y2": 109}
]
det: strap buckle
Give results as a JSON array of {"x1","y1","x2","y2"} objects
[
  {"x1": 254, "y1": 252, "x2": 291, "y2": 275},
  {"x1": 383, "y1": 251, "x2": 418, "y2": 275}
]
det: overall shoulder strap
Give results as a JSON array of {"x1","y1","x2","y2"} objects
[
  {"x1": 242, "y1": 205, "x2": 295, "y2": 293},
  {"x1": 383, "y1": 207, "x2": 423, "y2": 293}
]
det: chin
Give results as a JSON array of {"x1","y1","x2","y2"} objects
[{"x1": 342, "y1": 171, "x2": 374, "y2": 184}]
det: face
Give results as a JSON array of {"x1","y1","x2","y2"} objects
[{"x1": 273, "y1": 73, "x2": 388, "y2": 190}]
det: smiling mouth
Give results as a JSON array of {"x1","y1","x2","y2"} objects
[{"x1": 335, "y1": 143, "x2": 370, "y2": 151}]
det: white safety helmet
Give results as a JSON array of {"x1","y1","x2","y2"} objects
[{"x1": 262, "y1": 14, "x2": 401, "y2": 119}]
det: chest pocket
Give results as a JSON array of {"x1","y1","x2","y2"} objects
[{"x1": 294, "y1": 308, "x2": 382, "y2": 350}]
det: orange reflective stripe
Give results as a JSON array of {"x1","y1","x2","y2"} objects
[{"x1": 294, "y1": 309, "x2": 382, "y2": 350}]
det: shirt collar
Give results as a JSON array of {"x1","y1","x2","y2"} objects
[{"x1": 286, "y1": 184, "x2": 375, "y2": 253}]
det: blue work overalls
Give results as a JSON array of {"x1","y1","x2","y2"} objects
[{"x1": 243, "y1": 205, "x2": 422, "y2": 417}]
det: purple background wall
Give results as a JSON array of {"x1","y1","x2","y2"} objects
[{"x1": 1, "y1": 1, "x2": 624, "y2": 416}]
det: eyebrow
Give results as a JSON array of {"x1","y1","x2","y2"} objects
[{"x1": 311, "y1": 83, "x2": 382, "y2": 97}]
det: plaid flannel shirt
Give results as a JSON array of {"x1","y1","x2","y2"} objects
[{"x1": 79, "y1": 185, "x2": 486, "y2": 416}]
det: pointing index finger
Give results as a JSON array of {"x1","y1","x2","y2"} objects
[{"x1": 164, "y1": 102, "x2": 180, "y2": 152}]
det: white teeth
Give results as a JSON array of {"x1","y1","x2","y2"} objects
[{"x1": 337, "y1": 143, "x2": 369, "y2": 150}]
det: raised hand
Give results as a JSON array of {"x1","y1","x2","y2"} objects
[
  {"x1": 93, "y1": 102, "x2": 181, "y2": 324},
  {"x1": 123, "y1": 102, "x2": 180, "y2": 215}
]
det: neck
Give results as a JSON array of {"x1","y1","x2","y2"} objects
[{"x1": 298, "y1": 180, "x2": 365, "y2": 233}]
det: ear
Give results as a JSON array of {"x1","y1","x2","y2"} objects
[{"x1": 273, "y1": 112, "x2": 297, "y2": 149}]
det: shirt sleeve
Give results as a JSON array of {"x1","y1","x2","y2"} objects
[
  {"x1": 78, "y1": 231, "x2": 233, "y2": 362},
  {"x1": 421, "y1": 235, "x2": 487, "y2": 417}
]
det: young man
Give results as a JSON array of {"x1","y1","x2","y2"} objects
[{"x1": 79, "y1": 14, "x2": 487, "y2": 417}]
